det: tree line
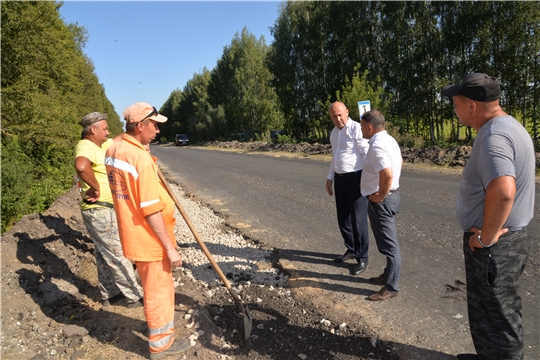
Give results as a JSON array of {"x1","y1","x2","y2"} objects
[
  {"x1": 160, "y1": 1, "x2": 539, "y2": 148},
  {"x1": 1, "y1": 1, "x2": 123, "y2": 232}
]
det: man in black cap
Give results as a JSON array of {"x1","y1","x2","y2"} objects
[{"x1": 442, "y1": 74, "x2": 535, "y2": 360}]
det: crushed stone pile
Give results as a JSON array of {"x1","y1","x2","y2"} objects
[{"x1": 170, "y1": 185, "x2": 289, "y2": 289}]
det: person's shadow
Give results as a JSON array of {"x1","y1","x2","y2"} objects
[{"x1": 13, "y1": 213, "x2": 197, "y2": 358}]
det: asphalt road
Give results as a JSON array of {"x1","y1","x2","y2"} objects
[{"x1": 152, "y1": 144, "x2": 539, "y2": 360}]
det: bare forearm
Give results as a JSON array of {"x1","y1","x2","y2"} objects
[
  {"x1": 76, "y1": 170, "x2": 99, "y2": 190},
  {"x1": 377, "y1": 168, "x2": 393, "y2": 197},
  {"x1": 146, "y1": 211, "x2": 182, "y2": 267},
  {"x1": 146, "y1": 211, "x2": 175, "y2": 251},
  {"x1": 75, "y1": 156, "x2": 100, "y2": 201},
  {"x1": 367, "y1": 168, "x2": 393, "y2": 203},
  {"x1": 75, "y1": 157, "x2": 99, "y2": 190},
  {"x1": 481, "y1": 176, "x2": 515, "y2": 243}
]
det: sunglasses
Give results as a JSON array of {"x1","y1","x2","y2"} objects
[
  {"x1": 140, "y1": 106, "x2": 158, "y2": 121},
  {"x1": 127, "y1": 106, "x2": 158, "y2": 124}
]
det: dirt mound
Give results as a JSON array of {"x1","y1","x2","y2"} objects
[
  {"x1": 201, "y1": 140, "x2": 333, "y2": 156},
  {"x1": 200, "y1": 141, "x2": 484, "y2": 168},
  {"x1": 400, "y1": 145, "x2": 473, "y2": 167},
  {"x1": 204, "y1": 140, "x2": 540, "y2": 171}
]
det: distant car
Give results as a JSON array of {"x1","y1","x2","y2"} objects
[{"x1": 175, "y1": 134, "x2": 189, "y2": 146}]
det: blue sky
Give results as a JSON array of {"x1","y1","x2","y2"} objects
[{"x1": 59, "y1": 1, "x2": 281, "y2": 120}]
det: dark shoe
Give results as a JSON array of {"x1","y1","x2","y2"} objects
[
  {"x1": 368, "y1": 287, "x2": 398, "y2": 301},
  {"x1": 351, "y1": 262, "x2": 368, "y2": 275},
  {"x1": 127, "y1": 298, "x2": 144, "y2": 309},
  {"x1": 369, "y1": 274, "x2": 387, "y2": 285},
  {"x1": 149, "y1": 338, "x2": 190, "y2": 360},
  {"x1": 334, "y1": 251, "x2": 356, "y2": 263},
  {"x1": 456, "y1": 355, "x2": 479, "y2": 360},
  {"x1": 101, "y1": 294, "x2": 125, "y2": 308}
]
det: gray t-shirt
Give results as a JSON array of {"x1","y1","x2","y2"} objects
[{"x1": 456, "y1": 115, "x2": 535, "y2": 232}]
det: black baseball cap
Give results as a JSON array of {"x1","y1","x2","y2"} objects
[{"x1": 442, "y1": 73, "x2": 501, "y2": 102}]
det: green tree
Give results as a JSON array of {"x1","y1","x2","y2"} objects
[
  {"x1": 1, "y1": 1, "x2": 122, "y2": 231},
  {"x1": 209, "y1": 28, "x2": 283, "y2": 138},
  {"x1": 159, "y1": 69, "x2": 227, "y2": 142},
  {"x1": 208, "y1": 43, "x2": 238, "y2": 134},
  {"x1": 269, "y1": 2, "x2": 334, "y2": 140},
  {"x1": 269, "y1": 1, "x2": 538, "y2": 146},
  {"x1": 317, "y1": 66, "x2": 389, "y2": 142},
  {"x1": 159, "y1": 89, "x2": 184, "y2": 141},
  {"x1": 269, "y1": 2, "x2": 386, "y2": 141}
]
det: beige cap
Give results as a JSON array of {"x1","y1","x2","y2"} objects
[{"x1": 122, "y1": 102, "x2": 167, "y2": 123}]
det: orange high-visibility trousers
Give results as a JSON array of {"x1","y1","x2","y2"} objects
[{"x1": 136, "y1": 259, "x2": 175, "y2": 354}]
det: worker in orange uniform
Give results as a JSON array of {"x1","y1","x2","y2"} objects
[{"x1": 104, "y1": 102, "x2": 189, "y2": 359}]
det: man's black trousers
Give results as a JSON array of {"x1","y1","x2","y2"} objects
[{"x1": 334, "y1": 170, "x2": 369, "y2": 262}]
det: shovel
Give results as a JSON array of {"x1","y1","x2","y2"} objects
[{"x1": 157, "y1": 168, "x2": 253, "y2": 343}]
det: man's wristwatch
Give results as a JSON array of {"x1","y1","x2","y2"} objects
[{"x1": 477, "y1": 234, "x2": 495, "y2": 248}]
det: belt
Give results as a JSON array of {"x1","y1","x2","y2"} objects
[
  {"x1": 368, "y1": 188, "x2": 399, "y2": 197},
  {"x1": 82, "y1": 200, "x2": 114, "y2": 209},
  {"x1": 336, "y1": 170, "x2": 361, "y2": 177}
]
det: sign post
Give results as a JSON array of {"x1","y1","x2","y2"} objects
[{"x1": 358, "y1": 100, "x2": 371, "y2": 120}]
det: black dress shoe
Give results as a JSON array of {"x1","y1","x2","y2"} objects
[
  {"x1": 351, "y1": 262, "x2": 368, "y2": 275},
  {"x1": 334, "y1": 251, "x2": 356, "y2": 263}
]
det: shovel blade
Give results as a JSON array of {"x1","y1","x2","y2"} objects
[
  {"x1": 235, "y1": 299, "x2": 253, "y2": 343},
  {"x1": 243, "y1": 304, "x2": 253, "y2": 342}
]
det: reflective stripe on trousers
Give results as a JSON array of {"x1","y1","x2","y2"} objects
[{"x1": 136, "y1": 258, "x2": 175, "y2": 354}]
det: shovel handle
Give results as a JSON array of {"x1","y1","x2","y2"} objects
[
  {"x1": 157, "y1": 168, "x2": 242, "y2": 303},
  {"x1": 157, "y1": 168, "x2": 253, "y2": 342}
]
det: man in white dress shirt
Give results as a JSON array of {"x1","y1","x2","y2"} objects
[
  {"x1": 360, "y1": 110, "x2": 403, "y2": 301},
  {"x1": 326, "y1": 102, "x2": 370, "y2": 275}
]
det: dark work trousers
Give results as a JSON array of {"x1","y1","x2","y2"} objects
[
  {"x1": 333, "y1": 171, "x2": 369, "y2": 263},
  {"x1": 367, "y1": 191, "x2": 401, "y2": 293},
  {"x1": 463, "y1": 227, "x2": 530, "y2": 360}
]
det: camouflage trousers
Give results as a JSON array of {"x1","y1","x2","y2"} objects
[
  {"x1": 463, "y1": 227, "x2": 531, "y2": 360},
  {"x1": 81, "y1": 207, "x2": 143, "y2": 303}
]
